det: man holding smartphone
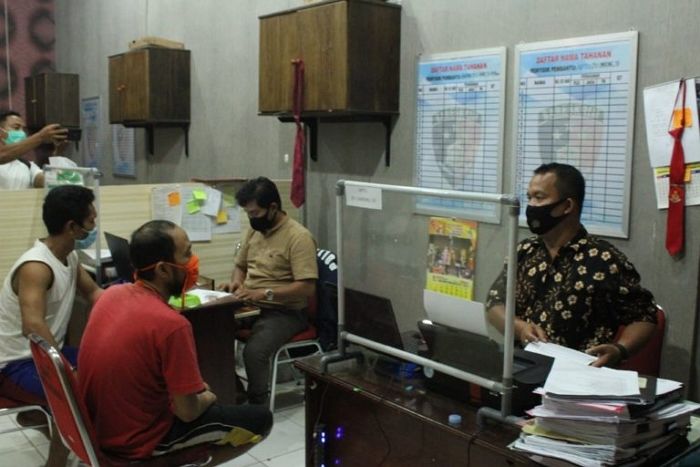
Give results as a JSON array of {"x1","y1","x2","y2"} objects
[{"x1": 0, "y1": 110, "x2": 68, "y2": 189}]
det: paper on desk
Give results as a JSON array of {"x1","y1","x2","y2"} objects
[
  {"x1": 187, "y1": 289, "x2": 231, "y2": 304},
  {"x1": 544, "y1": 359, "x2": 640, "y2": 398},
  {"x1": 525, "y1": 342, "x2": 597, "y2": 366}
]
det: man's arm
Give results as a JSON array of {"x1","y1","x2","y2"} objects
[
  {"x1": 16, "y1": 262, "x2": 60, "y2": 348},
  {"x1": 32, "y1": 171, "x2": 44, "y2": 188},
  {"x1": 587, "y1": 321, "x2": 656, "y2": 368},
  {"x1": 172, "y1": 388, "x2": 217, "y2": 422},
  {"x1": 234, "y1": 278, "x2": 316, "y2": 302},
  {"x1": 0, "y1": 124, "x2": 67, "y2": 164},
  {"x1": 487, "y1": 303, "x2": 548, "y2": 344},
  {"x1": 219, "y1": 264, "x2": 247, "y2": 293},
  {"x1": 76, "y1": 265, "x2": 103, "y2": 304}
]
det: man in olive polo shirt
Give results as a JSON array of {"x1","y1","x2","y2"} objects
[{"x1": 222, "y1": 177, "x2": 318, "y2": 405}]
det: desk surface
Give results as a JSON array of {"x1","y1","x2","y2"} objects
[{"x1": 296, "y1": 355, "x2": 696, "y2": 467}]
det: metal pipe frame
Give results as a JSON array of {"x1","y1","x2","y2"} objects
[{"x1": 324, "y1": 179, "x2": 521, "y2": 424}]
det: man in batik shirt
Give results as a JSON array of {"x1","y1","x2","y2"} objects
[{"x1": 486, "y1": 163, "x2": 656, "y2": 367}]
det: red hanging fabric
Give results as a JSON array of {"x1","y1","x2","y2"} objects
[
  {"x1": 290, "y1": 59, "x2": 305, "y2": 208},
  {"x1": 666, "y1": 79, "x2": 687, "y2": 257}
]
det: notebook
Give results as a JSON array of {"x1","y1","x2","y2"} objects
[
  {"x1": 104, "y1": 232, "x2": 135, "y2": 283},
  {"x1": 342, "y1": 287, "x2": 421, "y2": 354}
]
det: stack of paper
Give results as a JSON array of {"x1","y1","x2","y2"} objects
[{"x1": 510, "y1": 343, "x2": 698, "y2": 466}]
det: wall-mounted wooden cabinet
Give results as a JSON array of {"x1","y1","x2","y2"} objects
[
  {"x1": 108, "y1": 47, "x2": 190, "y2": 125},
  {"x1": 259, "y1": 0, "x2": 401, "y2": 116},
  {"x1": 24, "y1": 72, "x2": 80, "y2": 129}
]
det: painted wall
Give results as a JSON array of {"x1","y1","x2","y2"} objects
[
  {"x1": 0, "y1": 0, "x2": 56, "y2": 164},
  {"x1": 54, "y1": 0, "x2": 700, "y2": 395}
]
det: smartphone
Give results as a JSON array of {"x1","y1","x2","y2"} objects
[{"x1": 66, "y1": 128, "x2": 82, "y2": 141}]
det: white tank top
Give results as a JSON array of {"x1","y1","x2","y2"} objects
[{"x1": 0, "y1": 240, "x2": 79, "y2": 366}]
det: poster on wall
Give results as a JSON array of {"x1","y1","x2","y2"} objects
[
  {"x1": 112, "y1": 124, "x2": 135, "y2": 177},
  {"x1": 425, "y1": 217, "x2": 477, "y2": 299},
  {"x1": 81, "y1": 97, "x2": 100, "y2": 168},
  {"x1": 513, "y1": 31, "x2": 638, "y2": 238},
  {"x1": 415, "y1": 48, "x2": 506, "y2": 223}
]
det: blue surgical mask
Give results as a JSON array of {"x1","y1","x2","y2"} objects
[
  {"x1": 75, "y1": 227, "x2": 98, "y2": 250},
  {"x1": 4, "y1": 129, "x2": 27, "y2": 145}
]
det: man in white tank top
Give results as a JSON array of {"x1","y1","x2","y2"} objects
[{"x1": 0, "y1": 185, "x2": 103, "y2": 467}]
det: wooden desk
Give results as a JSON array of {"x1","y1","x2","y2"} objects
[
  {"x1": 296, "y1": 357, "x2": 694, "y2": 467},
  {"x1": 183, "y1": 296, "x2": 257, "y2": 406}
]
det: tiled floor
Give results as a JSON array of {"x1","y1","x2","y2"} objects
[{"x1": 0, "y1": 399, "x2": 307, "y2": 467}]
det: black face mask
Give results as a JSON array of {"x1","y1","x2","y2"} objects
[
  {"x1": 249, "y1": 209, "x2": 274, "y2": 232},
  {"x1": 525, "y1": 198, "x2": 569, "y2": 235}
]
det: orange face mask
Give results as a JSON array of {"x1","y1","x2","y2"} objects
[
  {"x1": 164, "y1": 255, "x2": 200, "y2": 295},
  {"x1": 136, "y1": 255, "x2": 200, "y2": 303}
]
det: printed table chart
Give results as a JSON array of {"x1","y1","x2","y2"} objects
[
  {"x1": 514, "y1": 32, "x2": 638, "y2": 238},
  {"x1": 415, "y1": 49, "x2": 506, "y2": 222}
]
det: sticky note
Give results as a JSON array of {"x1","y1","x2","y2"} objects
[
  {"x1": 672, "y1": 108, "x2": 693, "y2": 128},
  {"x1": 186, "y1": 199, "x2": 200, "y2": 214},
  {"x1": 216, "y1": 210, "x2": 228, "y2": 224},
  {"x1": 192, "y1": 189, "x2": 207, "y2": 201},
  {"x1": 167, "y1": 191, "x2": 181, "y2": 206}
]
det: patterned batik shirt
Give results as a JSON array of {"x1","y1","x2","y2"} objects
[{"x1": 485, "y1": 227, "x2": 657, "y2": 352}]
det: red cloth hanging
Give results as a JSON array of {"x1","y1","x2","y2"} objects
[
  {"x1": 666, "y1": 80, "x2": 687, "y2": 257},
  {"x1": 290, "y1": 59, "x2": 305, "y2": 208}
]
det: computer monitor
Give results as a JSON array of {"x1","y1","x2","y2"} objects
[
  {"x1": 104, "y1": 232, "x2": 134, "y2": 283},
  {"x1": 342, "y1": 287, "x2": 418, "y2": 352}
]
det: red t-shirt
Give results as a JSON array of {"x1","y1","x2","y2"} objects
[{"x1": 78, "y1": 284, "x2": 205, "y2": 459}]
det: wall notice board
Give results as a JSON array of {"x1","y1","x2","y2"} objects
[
  {"x1": 513, "y1": 31, "x2": 638, "y2": 238},
  {"x1": 414, "y1": 47, "x2": 506, "y2": 223}
]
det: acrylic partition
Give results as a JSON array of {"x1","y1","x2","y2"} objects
[{"x1": 321, "y1": 180, "x2": 521, "y2": 425}]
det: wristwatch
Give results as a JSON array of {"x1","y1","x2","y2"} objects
[{"x1": 264, "y1": 288, "x2": 274, "y2": 301}]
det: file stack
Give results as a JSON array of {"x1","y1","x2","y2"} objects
[{"x1": 509, "y1": 344, "x2": 699, "y2": 467}]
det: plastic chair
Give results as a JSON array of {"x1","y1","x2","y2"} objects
[
  {"x1": 268, "y1": 308, "x2": 323, "y2": 412},
  {"x1": 615, "y1": 306, "x2": 666, "y2": 377},
  {"x1": 28, "y1": 333, "x2": 218, "y2": 466},
  {"x1": 235, "y1": 291, "x2": 323, "y2": 412},
  {"x1": 0, "y1": 371, "x2": 52, "y2": 438}
]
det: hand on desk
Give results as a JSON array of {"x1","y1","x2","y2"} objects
[
  {"x1": 231, "y1": 286, "x2": 266, "y2": 302},
  {"x1": 217, "y1": 281, "x2": 242, "y2": 293}
]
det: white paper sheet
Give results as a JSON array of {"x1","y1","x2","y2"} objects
[
  {"x1": 423, "y1": 289, "x2": 489, "y2": 336},
  {"x1": 525, "y1": 342, "x2": 597, "y2": 366},
  {"x1": 151, "y1": 185, "x2": 182, "y2": 224},
  {"x1": 544, "y1": 359, "x2": 640, "y2": 398},
  {"x1": 643, "y1": 78, "x2": 700, "y2": 168},
  {"x1": 201, "y1": 187, "x2": 223, "y2": 217}
]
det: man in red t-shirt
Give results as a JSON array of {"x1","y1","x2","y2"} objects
[{"x1": 78, "y1": 220, "x2": 272, "y2": 461}]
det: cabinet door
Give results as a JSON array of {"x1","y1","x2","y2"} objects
[
  {"x1": 24, "y1": 76, "x2": 39, "y2": 127},
  {"x1": 297, "y1": 2, "x2": 348, "y2": 111},
  {"x1": 109, "y1": 55, "x2": 125, "y2": 123},
  {"x1": 121, "y1": 49, "x2": 149, "y2": 122},
  {"x1": 259, "y1": 12, "x2": 300, "y2": 113}
]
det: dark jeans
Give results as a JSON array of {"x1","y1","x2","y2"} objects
[
  {"x1": 154, "y1": 403, "x2": 272, "y2": 455},
  {"x1": 242, "y1": 307, "x2": 308, "y2": 403}
]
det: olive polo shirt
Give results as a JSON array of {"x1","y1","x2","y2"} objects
[{"x1": 236, "y1": 214, "x2": 318, "y2": 310}]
